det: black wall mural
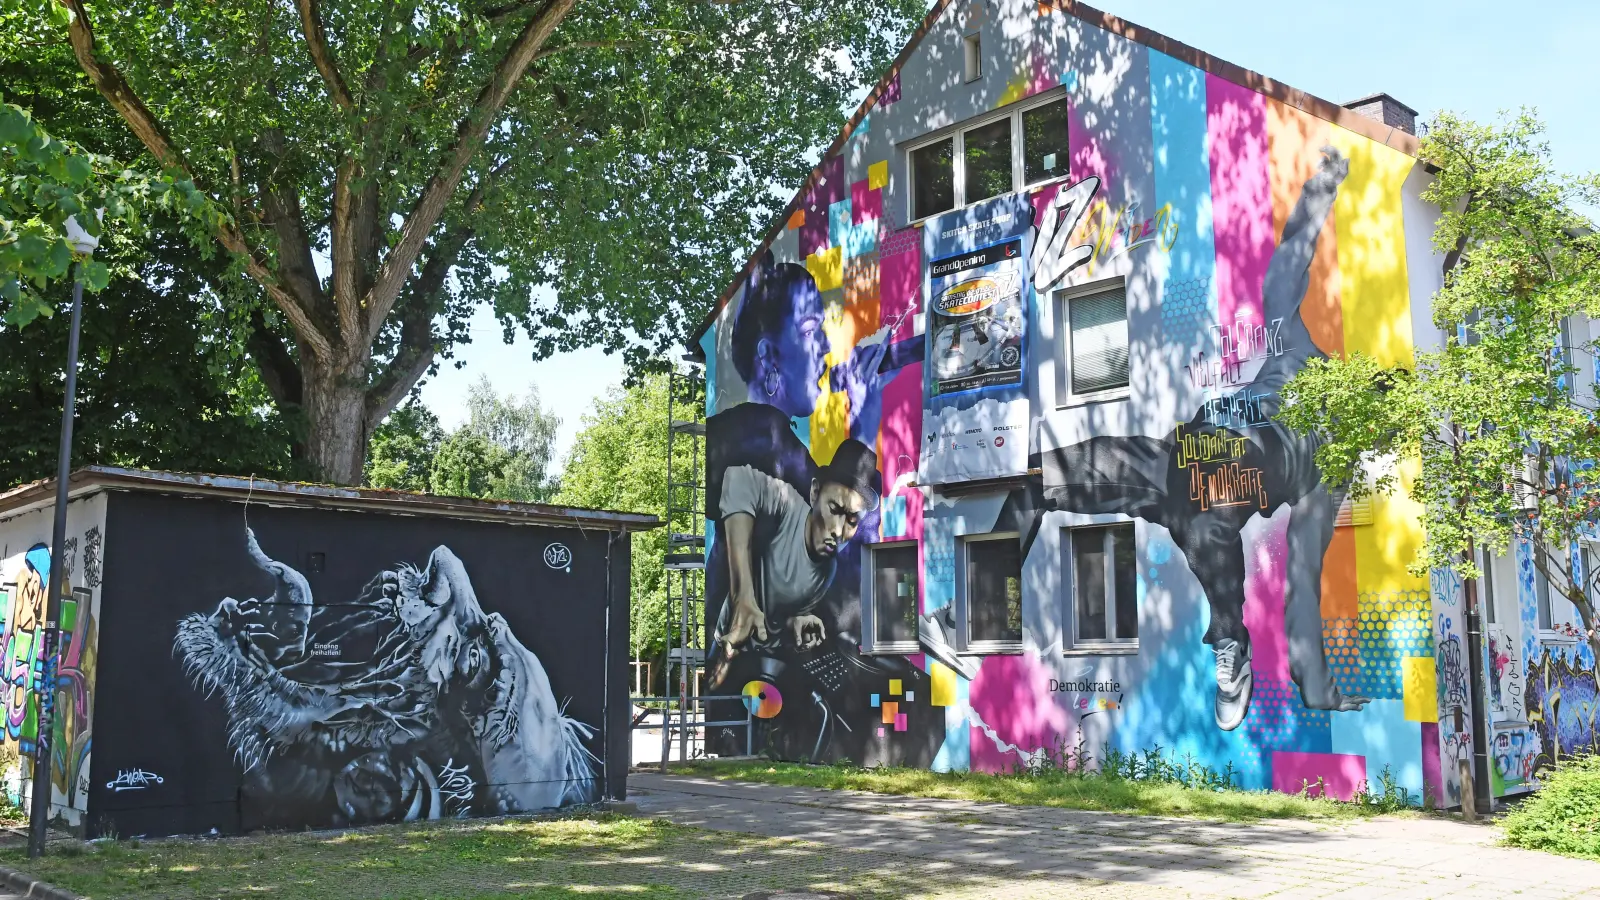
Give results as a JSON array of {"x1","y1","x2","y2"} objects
[{"x1": 87, "y1": 492, "x2": 628, "y2": 838}]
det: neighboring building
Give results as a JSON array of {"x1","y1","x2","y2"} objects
[
  {"x1": 690, "y1": 0, "x2": 1596, "y2": 807},
  {"x1": 0, "y1": 467, "x2": 653, "y2": 836}
]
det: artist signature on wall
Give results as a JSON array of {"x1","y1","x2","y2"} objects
[{"x1": 106, "y1": 769, "x2": 164, "y2": 792}]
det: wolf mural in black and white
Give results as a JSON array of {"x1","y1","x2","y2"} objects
[{"x1": 173, "y1": 529, "x2": 595, "y2": 827}]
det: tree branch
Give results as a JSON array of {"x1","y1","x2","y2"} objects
[
  {"x1": 294, "y1": 0, "x2": 355, "y2": 111},
  {"x1": 364, "y1": 161, "x2": 506, "y2": 426},
  {"x1": 59, "y1": 0, "x2": 339, "y2": 363},
  {"x1": 363, "y1": 0, "x2": 576, "y2": 346},
  {"x1": 245, "y1": 307, "x2": 304, "y2": 408}
]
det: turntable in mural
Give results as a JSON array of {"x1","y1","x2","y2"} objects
[{"x1": 173, "y1": 529, "x2": 596, "y2": 826}]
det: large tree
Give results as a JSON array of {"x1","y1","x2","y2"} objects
[
  {"x1": 9, "y1": 0, "x2": 924, "y2": 482},
  {"x1": 1281, "y1": 112, "x2": 1600, "y2": 661}
]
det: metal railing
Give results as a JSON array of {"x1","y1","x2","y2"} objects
[{"x1": 630, "y1": 694, "x2": 752, "y2": 772}]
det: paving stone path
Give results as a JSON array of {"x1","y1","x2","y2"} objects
[{"x1": 630, "y1": 772, "x2": 1600, "y2": 899}]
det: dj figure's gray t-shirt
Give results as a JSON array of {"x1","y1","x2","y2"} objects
[{"x1": 719, "y1": 465, "x2": 836, "y2": 626}]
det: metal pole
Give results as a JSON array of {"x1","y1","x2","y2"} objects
[
  {"x1": 30, "y1": 271, "x2": 82, "y2": 859},
  {"x1": 678, "y1": 568, "x2": 689, "y2": 765}
]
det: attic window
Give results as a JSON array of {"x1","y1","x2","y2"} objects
[{"x1": 963, "y1": 33, "x2": 982, "y2": 82}]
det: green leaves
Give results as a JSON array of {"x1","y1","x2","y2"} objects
[
  {"x1": 1, "y1": 93, "x2": 223, "y2": 325},
  {"x1": 1283, "y1": 111, "x2": 1600, "y2": 653}
]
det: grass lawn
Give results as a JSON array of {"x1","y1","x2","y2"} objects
[
  {"x1": 0, "y1": 815, "x2": 729, "y2": 900},
  {"x1": 674, "y1": 759, "x2": 1424, "y2": 824},
  {"x1": 0, "y1": 810, "x2": 1084, "y2": 900}
]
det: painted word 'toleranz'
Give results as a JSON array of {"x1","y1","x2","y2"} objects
[{"x1": 1214, "y1": 316, "x2": 1286, "y2": 364}]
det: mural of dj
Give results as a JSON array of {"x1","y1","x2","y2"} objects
[
  {"x1": 707, "y1": 440, "x2": 882, "y2": 688},
  {"x1": 1004, "y1": 147, "x2": 1367, "y2": 731}
]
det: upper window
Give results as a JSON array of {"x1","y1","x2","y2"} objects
[
  {"x1": 1059, "y1": 281, "x2": 1130, "y2": 397},
  {"x1": 905, "y1": 93, "x2": 1069, "y2": 223},
  {"x1": 867, "y1": 541, "x2": 920, "y2": 653},
  {"x1": 1067, "y1": 524, "x2": 1137, "y2": 649},
  {"x1": 963, "y1": 33, "x2": 982, "y2": 83},
  {"x1": 962, "y1": 533, "x2": 1022, "y2": 651}
]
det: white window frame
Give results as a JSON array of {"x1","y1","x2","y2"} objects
[
  {"x1": 903, "y1": 88, "x2": 1068, "y2": 226},
  {"x1": 1062, "y1": 522, "x2": 1139, "y2": 655},
  {"x1": 1055, "y1": 276, "x2": 1132, "y2": 407},
  {"x1": 962, "y1": 32, "x2": 982, "y2": 83},
  {"x1": 955, "y1": 531, "x2": 1024, "y2": 655},
  {"x1": 860, "y1": 539, "x2": 921, "y2": 655}
]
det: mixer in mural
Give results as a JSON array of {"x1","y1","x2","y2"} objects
[{"x1": 174, "y1": 528, "x2": 596, "y2": 826}]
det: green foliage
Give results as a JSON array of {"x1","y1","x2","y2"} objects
[
  {"x1": 0, "y1": 94, "x2": 220, "y2": 326},
  {"x1": 366, "y1": 377, "x2": 560, "y2": 502},
  {"x1": 680, "y1": 758, "x2": 1417, "y2": 824},
  {"x1": 1502, "y1": 754, "x2": 1600, "y2": 859},
  {"x1": 3, "y1": 0, "x2": 929, "y2": 480},
  {"x1": 1280, "y1": 111, "x2": 1600, "y2": 659},
  {"x1": 556, "y1": 371, "x2": 698, "y2": 662},
  {"x1": 0, "y1": 223, "x2": 298, "y2": 489},
  {"x1": 365, "y1": 402, "x2": 445, "y2": 492}
]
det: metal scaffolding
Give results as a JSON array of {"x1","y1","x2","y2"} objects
[{"x1": 662, "y1": 362, "x2": 706, "y2": 766}]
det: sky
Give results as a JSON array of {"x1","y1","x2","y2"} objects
[{"x1": 420, "y1": 0, "x2": 1597, "y2": 470}]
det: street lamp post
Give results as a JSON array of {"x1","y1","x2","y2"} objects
[{"x1": 28, "y1": 216, "x2": 97, "y2": 859}]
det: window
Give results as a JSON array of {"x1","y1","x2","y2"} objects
[
  {"x1": 867, "y1": 542, "x2": 919, "y2": 653},
  {"x1": 1021, "y1": 99, "x2": 1070, "y2": 185},
  {"x1": 903, "y1": 93, "x2": 1068, "y2": 222},
  {"x1": 1059, "y1": 281, "x2": 1130, "y2": 396},
  {"x1": 963, "y1": 33, "x2": 982, "y2": 83},
  {"x1": 963, "y1": 118, "x2": 1012, "y2": 205},
  {"x1": 910, "y1": 138, "x2": 956, "y2": 221},
  {"x1": 1535, "y1": 562, "x2": 1554, "y2": 632},
  {"x1": 1067, "y1": 524, "x2": 1137, "y2": 647},
  {"x1": 962, "y1": 534, "x2": 1022, "y2": 651}
]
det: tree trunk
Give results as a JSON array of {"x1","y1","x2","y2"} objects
[{"x1": 302, "y1": 356, "x2": 370, "y2": 485}]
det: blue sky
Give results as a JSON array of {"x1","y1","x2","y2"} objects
[{"x1": 421, "y1": 0, "x2": 1597, "y2": 468}]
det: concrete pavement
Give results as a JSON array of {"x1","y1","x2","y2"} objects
[{"x1": 630, "y1": 772, "x2": 1600, "y2": 899}]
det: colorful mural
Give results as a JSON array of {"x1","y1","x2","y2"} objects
[
  {"x1": 701, "y1": 1, "x2": 1445, "y2": 800},
  {"x1": 0, "y1": 496, "x2": 105, "y2": 828}
]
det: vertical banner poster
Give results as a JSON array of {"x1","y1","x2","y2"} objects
[{"x1": 920, "y1": 194, "x2": 1034, "y2": 484}]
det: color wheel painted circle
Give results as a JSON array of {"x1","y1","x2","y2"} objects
[{"x1": 742, "y1": 681, "x2": 783, "y2": 719}]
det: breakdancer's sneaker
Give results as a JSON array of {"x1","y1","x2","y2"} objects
[
  {"x1": 1213, "y1": 638, "x2": 1253, "y2": 731},
  {"x1": 918, "y1": 608, "x2": 980, "y2": 681}
]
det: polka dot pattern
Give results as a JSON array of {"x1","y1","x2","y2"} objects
[
  {"x1": 1322, "y1": 617, "x2": 1364, "y2": 699},
  {"x1": 1238, "y1": 676, "x2": 1332, "y2": 767},
  {"x1": 1161, "y1": 276, "x2": 1212, "y2": 337},
  {"x1": 1354, "y1": 590, "x2": 1433, "y2": 700}
]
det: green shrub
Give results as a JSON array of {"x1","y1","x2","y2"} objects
[{"x1": 1502, "y1": 755, "x2": 1600, "y2": 859}]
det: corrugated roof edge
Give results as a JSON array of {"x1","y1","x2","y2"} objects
[
  {"x1": 685, "y1": 0, "x2": 1423, "y2": 354},
  {"x1": 0, "y1": 467, "x2": 662, "y2": 532}
]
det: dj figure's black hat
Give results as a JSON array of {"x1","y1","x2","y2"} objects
[{"x1": 816, "y1": 438, "x2": 882, "y2": 511}]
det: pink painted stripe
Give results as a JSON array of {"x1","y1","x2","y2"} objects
[{"x1": 1206, "y1": 75, "x2": 1271, "y2": 338}]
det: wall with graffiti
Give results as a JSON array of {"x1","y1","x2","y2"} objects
[
  {"x1": 82, "y1": 490, "x2": 628, "y2": 838},
  {"x1": 700, "y1": 0, "x2": 1459, "y2": 802},
  {"x1": 0, "y1": 492, "x2": 106, "y2": 830}
]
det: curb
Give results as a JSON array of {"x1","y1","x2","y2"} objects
[{"x1": 0, "y1": 863, "x2": 81, "y2": 900}]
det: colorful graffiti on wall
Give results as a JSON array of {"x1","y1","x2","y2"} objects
[
  {"x1": 172, "y1": 528, "x2": 597, "y2": 827},
  {"x1": 0, "y1": 524, "x2": 102, "y2": 821},
  {"x1": 1524, "y1": 647, "x2": 1600, "y2": 776},
  {"x1": 701, "y1": 2, "x2": 1438, "y2": 799}
]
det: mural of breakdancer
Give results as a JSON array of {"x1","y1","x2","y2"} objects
[
  {"x1": 1004, "y1": 147, "x2": 1366, "y2": 730},
  {"x1": 173, "y1": 529, "x2": 596, "y2": 826}
]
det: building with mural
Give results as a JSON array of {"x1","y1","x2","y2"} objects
[
  {"x1": 0, "y1": 467, "x2": 651, "y2": 836},
  {"x1": 691, "y1": 0, "x2": 1597, "y2": 808}
]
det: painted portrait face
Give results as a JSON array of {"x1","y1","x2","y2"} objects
[
  {"x1": 760, "y1": 275, "x2": 826, "y2": 418},
  {"x1": 804, "y1": 479, "x2": 871, "y2": 559}
]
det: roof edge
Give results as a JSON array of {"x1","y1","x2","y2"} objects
[
  {"x1": 687, "y1": 0, "x2": 1422, "y2": 349},
  {"x1": 0, "y1": 467, "x2": 663, "y2": 532}
]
